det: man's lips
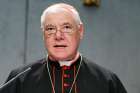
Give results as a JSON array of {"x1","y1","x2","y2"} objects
[{"x1": 54, "y1": 45, "x2": 67, "y2": 48}]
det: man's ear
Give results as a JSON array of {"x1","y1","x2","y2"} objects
[
  {"x1": 41, "y1": 26, "x2": 46, "y2": 42},
  {"x1": 79, "y1": 24, "x2": 84, "y2": 39}
]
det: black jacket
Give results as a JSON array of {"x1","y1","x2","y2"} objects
[{"x1": 0, "y1": 56, "x2": 127, "y2": 93}]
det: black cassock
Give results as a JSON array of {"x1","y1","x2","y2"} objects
[{"x1": 0, "y1": 56, "x2": 127, "y2": 93}]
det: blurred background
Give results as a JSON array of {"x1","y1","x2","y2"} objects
[{"x1": 0, "y1": 0, "x2": 140, "y2": 93}]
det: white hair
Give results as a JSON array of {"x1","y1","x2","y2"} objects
[{"x1": 41, "y1": 3, "x2": 82, "y2": 29}]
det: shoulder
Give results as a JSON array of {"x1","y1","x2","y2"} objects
[
  {"x1": 82, "y1": 56, "x2": 117, "y2": 80},
  {"x1": 82, "y1": 56, "x2": 127, "y2": 93}
]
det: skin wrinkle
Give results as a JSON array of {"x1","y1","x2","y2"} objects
[
  {"x1": 41, "y1": 3, "x2": 82, "y2": 29},
  {"x1": 41, "y1": 3, "x2": 84, "y2": 61}
]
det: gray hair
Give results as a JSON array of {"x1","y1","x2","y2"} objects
[{"x1": 41, "y1": 3, "x2": 82, "y2": 29}]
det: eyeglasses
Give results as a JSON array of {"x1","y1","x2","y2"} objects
[{"x1": 44, "y1": 23, "x2": 76, "y2": 35}]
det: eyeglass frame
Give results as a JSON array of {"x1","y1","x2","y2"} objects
[{"x1": 42, "y1": 22, "x2": 80, "y2": 35}]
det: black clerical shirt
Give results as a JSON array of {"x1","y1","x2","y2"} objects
[{"x1": 0, "y1": 56, "x2": 127, "y2": 93}]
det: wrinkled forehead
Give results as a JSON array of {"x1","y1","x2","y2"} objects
[{"x1": 41, "y1": 3, "x2": 82, "y2": 28}]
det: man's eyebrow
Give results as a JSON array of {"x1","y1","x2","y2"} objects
[
  {"x1": 45, "y1": 23, "x2": 72, "y2": 28},
  {"x1": 61, "y1": 22, "x2": 72, "y2": 26},
  {"x1": 45, "y1": 24, "x2": 55, "y2": 27}
]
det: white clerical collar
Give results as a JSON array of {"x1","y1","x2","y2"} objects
[{"x1": 59, "y1": 52, "x2": 80, "y2": 67}]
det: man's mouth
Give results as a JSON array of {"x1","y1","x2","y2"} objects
[{"x1": 54, "y1": 45, "x2": 67, "y2": 48}]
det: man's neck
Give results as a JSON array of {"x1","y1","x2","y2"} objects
[{"x1": 59, "y1": 52, "x2": 80, "y2": 66}]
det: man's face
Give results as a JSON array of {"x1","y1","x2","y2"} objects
[{"x1": 43, "y1": 11, "x2": 84, "y2": 61}]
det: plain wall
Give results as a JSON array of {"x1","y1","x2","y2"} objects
[{"x1": 0, "y1": 0, "x2": 140, "y2": 93}]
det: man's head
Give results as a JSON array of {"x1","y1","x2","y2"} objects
[{"x1": 41, "y1": 3, "x2": 84, "y2": 61}]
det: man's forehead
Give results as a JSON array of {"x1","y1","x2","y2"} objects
[
  {"x1": 45, "y1": 22, "x2": 72, "y2": 26},
  {"x1": 44, "y1": 11, "x2": 77, "y2": 25}
]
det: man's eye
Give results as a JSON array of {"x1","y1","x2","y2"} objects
[
  {"x1": 64, "y1": 25, "x2": 72, "y2": 29},
  {"x1": 62, "y1": 25, "x2": 73, "y2": 33},
  {"x1": 46, "y1": 27, "x2": 55, "y2": 31}
]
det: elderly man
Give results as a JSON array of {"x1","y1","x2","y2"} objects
[{"x1": 0, "y1": 3, "x2": 127, "y2": 93}]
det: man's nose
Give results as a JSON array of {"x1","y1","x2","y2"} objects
[{"x1": 54, "y1": 29, "x2": 64, "y2": 40}]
